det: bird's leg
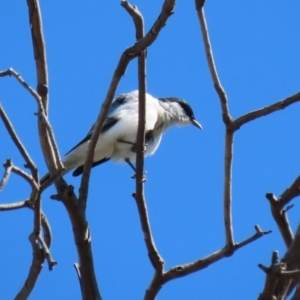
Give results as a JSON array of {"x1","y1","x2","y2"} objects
[
  {"x1": 125, "y1": 158, "x2": 136, "y2": 172},
  {"x1": 125, "y1": 158, "x2": 146, "y2": 182}
]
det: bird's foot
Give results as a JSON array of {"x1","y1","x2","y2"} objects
[
  {"x1": 131, "y1": 171, "x2": 147, "y2": 182},
  {"x1": 131, "y1": 143, "x2": 147, "y2": 153}
]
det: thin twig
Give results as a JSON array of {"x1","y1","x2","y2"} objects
[
  {"x1": 0, "y1": 68, "x2": 42, "y2": 103},
  {"x1": 231, "y1": 91, "x2": 300, "y2": 131},
  {"x1": 0, "y1": 104, "x2": 38, "y2": 180},
  {"x1": 11, "y1": 165, "x2": 39, "y2": 191},
  {"x1": 234, "y1": 225, "x2": 272, "y2": 250},
  {"x1": 195, "y1": 3, "x2": 232, "y2": 125},
  {"x1": 0, "y1": 200, "x2": 31, "y2": 211},
  {"x1": 0, "y1": 159, "x2": 13, "y2": 192},
  {"x1": 78, "y1": 0, "x2": 176, "y2": 208}
]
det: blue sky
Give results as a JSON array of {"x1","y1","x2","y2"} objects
[{"x1": 1, "y1": 1, "x2": 300, "y2": 299}]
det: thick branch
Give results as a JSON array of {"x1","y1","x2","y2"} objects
[
  {"x1": 27, "y1": 0, "x2": 63, "y2": 177},
  {"x1": 53, "y1": 180, "x2": 102, "y2": 300},
  {"x1": 78, "y1": 0, "x2": 175, "y2": 208},
  {"x1": 266, "y1": 193, "x2": 294, "y2": 248}
]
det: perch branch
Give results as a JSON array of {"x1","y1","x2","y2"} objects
[
  {"x1": 122, "y1": 0, "x2": 164, "y2": 272},
  {"x1": 79, "y1": 0, "x2": 175, "y2": 207}
]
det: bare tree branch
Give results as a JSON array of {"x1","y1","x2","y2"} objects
[
  {"x1": 51, "y1": 180, "x2": 102, "y2": 300},
  {"x1": 122, "y1": 1, "x2": 164, "y2": 273},
  {"x1": 79, "y1": 0, "x2": 176, "y2": 208},
  {"x1": 231, "y1": 91, "x2": 300, "y2": 131},
  {"x1": 279, "y1": 176, "x2": 300, "y2": 208},
  {"x1": 195, "y1": 1, "x2": 232, "y2": 125},
  {"x1": 266, "y1": 193, "x2": 294, "y2": 248},
  {"x1": 196, "y1": 2, "x2": 235, "y2": 250},
  {"x1": 0, "y1": 68, "x2": 41, "y2": 103},
  {"x1": 26, "y1": 0, "x2": 48, "y2": 111},
  {"x1": 15, "y1": 232, "x2": 45, "y2": 300},
  {"x1": 0, "y1": 159, "x2": 13, "y2": 192},
  {"x1": 0, "y1": 200, "x2": 30, "y2": 211},
  {"x1": 27, "y1": 0, "x2": 64, "y2": 177},
  {"x1": 0, "y1": 104, "x2": 38, "y2": 181},
  {"x1": 144, "y1": 225, "x2": 270, "y2": 300}
]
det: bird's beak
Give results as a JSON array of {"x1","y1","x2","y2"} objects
[{"x1": 191, "y1": 119, "x2": 202, "y2": 130}]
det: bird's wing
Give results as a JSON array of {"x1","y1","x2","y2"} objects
[
  {"x1": 65, "y1": 116, "x2": 120, "y2": 155},
  {"x1": 65, "y1": 94, "x2": 129, "y2": 155},
  {"x1": 72, "y1": 157, "x2": 110, "y2": 176}
]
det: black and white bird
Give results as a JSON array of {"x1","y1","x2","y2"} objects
[{"x1": 41, "y1": 90, "x2": 201, "y2": 183}]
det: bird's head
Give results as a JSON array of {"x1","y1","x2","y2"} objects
[{"x1": 158, "y1": 97, "x2": 202, "y2": 130}]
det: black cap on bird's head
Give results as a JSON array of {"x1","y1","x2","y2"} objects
[
  {"x1": 175, "y1": 98, "x2": 202, "y2": 130},
  {"x1": 159, "y1": 97, "x2": 202, "y2": 130}
]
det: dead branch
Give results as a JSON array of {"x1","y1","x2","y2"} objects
[
  {"x1": 279, "y1": 176, "x2": 300, "y2": 207},
  {"x1": 51, "y1": 180, "x2": 102, "y2": 300},
  {"x1": 0, "y1": 105, "x2": 38, "y2": 181},
  {"x1": 0, "y1": 159, "x2": 13, "y2": 192},
  {"x1": 0, "y1": 68, "x2": 41, "y2": 103},
  {"x1": 27, "y1": 0, "x2": 63, "y2": 177},
  {"x1": 122, "y1": 1, "x2": 164, "y2": 274},
  {"x1": 145, "y1": 225, "x2": 270, "y2": 300},
  {"x1": 195, "y1": 0, "x2": 232, "y2": 125},
  {"x1": 196, "y1": 1, "x2": 235, "y2": 251},
  {"x1": 266, "y1": 193, "x2": 294, "y2": 248},
  {"x1": 0, "y1": 200, "x2": 30, "y2": 211}
]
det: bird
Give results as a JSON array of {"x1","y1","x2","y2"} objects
[{"x1": 41, "y1": 90, "x2": 201, "y2": 184}]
